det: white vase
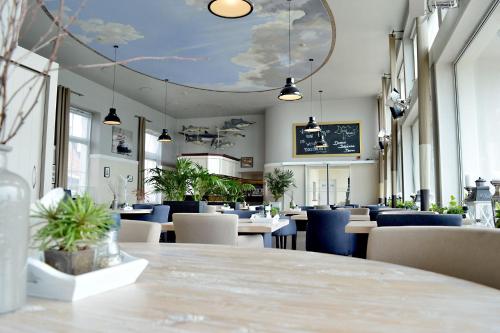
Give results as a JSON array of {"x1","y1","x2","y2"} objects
[{"x1": 0, "y1": 145, "x2": 30, "y2": 313}]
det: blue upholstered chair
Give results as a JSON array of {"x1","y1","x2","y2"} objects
[
  {"x1": 300, "y1": 206, "x2": 315, "y2": 211},
  {"x1": 125, "y1": 205, "x2": 170, "y2": 223},
  {"x1": 377, "y1": 213, "x2": 462, "y2": 227},
  {"x1": 222, "y1": 210, "x2": 254, "y2": 219},
  {"x1": 306, "y1": 210, "x2": 353, "y2": 255},
  {"x1": 132, "y1": 204, "x2": 154, "y2": 209},
  {"x1": 272, "y1": 216, "x2": 298, "y2": 250}
]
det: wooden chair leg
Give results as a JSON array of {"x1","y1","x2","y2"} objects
[
  {"x1": 283, "y1": 236, "x2": 288, "y2": 249},
  {"x1": 275, "y1": 236, "x2": 280, "y2": 249},
  {"x1": 292, "y1": 234, "x2": 297, "y2": 250}
]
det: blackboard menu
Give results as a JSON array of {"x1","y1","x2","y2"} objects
[{"x1": 293, "y1": 122, "x2": 361, "y2": 157}]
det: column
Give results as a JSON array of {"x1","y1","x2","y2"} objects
[
  {"x1": 377, "y1": 96, "x2": 384, "y2": 204},
  {"x1": 381, "y1": 77, "x2": 389, "y2": 205},
  {"x1": 416, "y1": 16, "x2": 432, "y2": 211},
  {"x1": 389, "y1": 33, "x2": 398, "y2": 208}
]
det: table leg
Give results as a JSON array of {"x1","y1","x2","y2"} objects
[
  {"x1": 352, "y1": 234, "x2": 368, "y2": 259},
  {"x1": 262, "y1": 233, "x2": 272, "y2": 248}
]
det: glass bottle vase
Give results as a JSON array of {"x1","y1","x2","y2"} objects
[{"x1": 0, "y1": 145, "x2": 30, "y2": 313}]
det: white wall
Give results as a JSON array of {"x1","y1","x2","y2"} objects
[
  {"x1": 177, "y1": 114, "x2": 265, "y2": 172},
  {"x1": 58, "y1": 70, "x2": 178, "y2": 166},
  {"x1": 265, "y1": 97, "x2": 379, "y2": 164}
]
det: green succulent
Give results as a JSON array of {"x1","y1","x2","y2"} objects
[{"x1": 32, "y1": 195, "x2": 114, "y2": 253}]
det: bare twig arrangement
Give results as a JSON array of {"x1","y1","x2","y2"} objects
[
  {"x1": 0, "y1": 0, "x2": 206, "y2": 145},
  {"x1": 0, "y1": 0, "x2": 75, "y2": 144}
]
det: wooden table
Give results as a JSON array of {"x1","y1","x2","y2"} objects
[
  {"x1": 118, "y1": 209, "x2": 153, "y2": 215},
  {"x1": 3, "y1": 243, "x2": 500, "y2": 332},
  {"x1": 161, "y1": 219, "x2": 289, "y2": 248},
  {"x1": 345, "y1": 220, "x2": 377, "y2": 233},
  {"x1": 291, "y1": 214, "x2": 370, "y2": 221}
]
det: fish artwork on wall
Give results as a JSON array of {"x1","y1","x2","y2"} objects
[{"x1": 180, "y1": 118, "x2": 255, "y2": 148}]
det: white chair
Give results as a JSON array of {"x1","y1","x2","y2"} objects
[
  {"x1": 367, "y1": 226, "x2": 500, "y2": 290},
  {"x1": 173, "y1": 213, "x2": 263, "y2": 248},
  {"x1": 119, "y1": 220, "x2": 161, "y2": 243}
]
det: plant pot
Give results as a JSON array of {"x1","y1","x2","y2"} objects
[{"x1": 44, "y1": 248, "x2": 95, "y2": 275}]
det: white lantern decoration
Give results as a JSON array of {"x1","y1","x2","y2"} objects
[{"x1": 464, "y1": 178, "x2": 494, "y2": 228}]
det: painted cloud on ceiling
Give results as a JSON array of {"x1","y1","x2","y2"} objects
[{"x1": 46, "y1": 0, "x2": 333, "y2": 92}]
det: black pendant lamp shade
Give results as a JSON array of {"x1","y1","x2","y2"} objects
[
  {"x1": 279, "y1": 77, "x2": 302, "y2": 101},
  {"x1": 315, "y1": 133, "x2": 328, "y2": 149},
  {"x1": 158, "y1": 79, "x2": 173, "y2": 143},
  {"x1": 315, "y1": 89, "x2": 328, "y2": 149},
  {"x1": 158, "y1": 129, "x2": 172, "y2": 142},
  {"x1": 304, "y1": 116, "x2": 320, "y2": 133},
  {"x1": 278, "y1": 0, "x2": 302, "y2": 101},
  {"x1": 103, "y1": 45, "x2": 121, "y2": 125},
  {"x1": 304, "y1": 58, "x2": 320, "y2": 132},
  {"x1": 104, "y1": 108, "x2": 121, "y2": 125},
  {"x1": 208, "y1": 0, "x2": 253, "y2": 19}
]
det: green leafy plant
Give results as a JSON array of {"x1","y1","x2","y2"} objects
[
  {"x1": 430, "y1": 195, "x2": 464, "y2": 215},
  {"x1": 495, "y1": 202, "x2": 500, "y2": 228},
  {"x1": 265, "y1": 169, "x2": 296, "y2": 202},
  {"x1": 32, "y1": 195, "x2": 114, "y2": 253},
  {"x1": 146, "y1": 158, "x2": 197, "y2": 201},
  {"x1": 270, "y1": 207, "x2": 280, "y2": 217},
  {"x1": 191, "y1": 165, "x2": 223, "y2": 201},
  {"x1": 219, "y1": 179, "x2": 255, "y2": 203}
]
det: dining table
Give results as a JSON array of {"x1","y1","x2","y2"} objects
[
  {"x1": 118, "y1": 208, "x2": 153, "y2": 215},
  {"x1": 2, "y1": 243, "x2": 500, "y2": 332},
  {"x1": 161, "y1": 219, "x2": 289, "y2": 248}
]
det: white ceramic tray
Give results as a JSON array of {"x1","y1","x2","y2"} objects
[{"x1": 27, "y1": 252, "x2": 148, "y2": 302}]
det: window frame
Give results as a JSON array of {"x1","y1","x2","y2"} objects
[{"x1": 67, "y1": 107, "x2": 92, "y2": 196}]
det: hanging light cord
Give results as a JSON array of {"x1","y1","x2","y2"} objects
[
  {"x1": 310, "y1": 59, "x2": 313, "y2": 115},
  {"x1": 112, "y1": 45, "x2": 118, "y2": 108},
  {"x1": 164, "y1": 79, "x2": 168, "y2": 129},
  {"x1": 319, "y1": 90, "x2": 323, "y2": 121},
  {"x1": 288, "y1": 0, "x2": 292, "y2": 77}
]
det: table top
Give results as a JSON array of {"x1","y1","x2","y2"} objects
[
  {"x1": 4, "y1": 243, "x2": 500, "y2": 332},
  {"x1": 161, "y1": 219, "x2": 289, "y2": 233},
  {"x1": 345, "y1": 220, "x2": 378, "y2": 234},
  {"x1": 118, "y1": 209, "x2": 153, "y2": 215},
  {"x1": 291, "y1": 214, "x2": 370, "y2": 221}
]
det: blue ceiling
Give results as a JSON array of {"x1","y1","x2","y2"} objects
[{"x1": 47, "y1": 0, "x2": 334, "y2": 92}]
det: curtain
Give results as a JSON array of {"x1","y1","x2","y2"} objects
[
  {"x1": 54, "y1": 85, "x2": 70, "y2": 188},
  {"x1": 137, "y1": 116, "x2": 146, "y2": 201}
]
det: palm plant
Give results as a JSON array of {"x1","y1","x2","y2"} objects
[
  {"x1": 191, "y1": 165, "x2": 223, "y2": 201},
  {"x1": 265, "y1": 168, "x2": 296, "y2": 202},
  {"x1": 220, "y1": 179, "x2": 255, "y2": 203},
  {"x1": 146, "y1": 158, "x2": 197, "y2": 201}
]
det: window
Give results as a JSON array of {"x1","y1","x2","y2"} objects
[
  {"x1": 412, "y1": 35, "x2": 418, "y2": 80},
  {"x1": 144, "y1": 131, "x2": 162, "y2": 203},
  {"x1": 67, "y1": 108, "x2": 91, "y2": 196},
  {"x1": 455, "y1": 4, "x2": 500, "y2": 191}
]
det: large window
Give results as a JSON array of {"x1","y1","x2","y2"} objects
[
  {"x1": 456, "y1": 3, "x2": 500, "y2": 190},
  {"x1": 67, "y1": 108, "x2": 91, "y2": 196},
  {"x1": 144, "y1": 131, "x2": 162, "y2": 203}
]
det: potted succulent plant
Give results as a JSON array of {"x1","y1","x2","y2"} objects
[
  {"x1": 32, "y1": 193, "x2": 114, "y2": 275},
  {"x1": 265, "y1": 168, "x2": 296, "y2": 210}
]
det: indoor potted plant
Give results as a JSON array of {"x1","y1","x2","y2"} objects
[
  {"x1": 265, "y1": 168, "x2": 296, "y2": 210},
  {"x1": 32, "y1": 193, "x2": 114, "y2": 275},
  {"x1": 220, "y1": 179, "x2": 255, "y2": 210},
  {"x1": 147, "y1": 158, "x2": 207, "y2": 220}
]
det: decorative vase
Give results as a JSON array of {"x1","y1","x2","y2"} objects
[{"x1": 0, "y1": 145, "x2": 30, "y2": 313}]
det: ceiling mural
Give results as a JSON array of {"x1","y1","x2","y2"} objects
[{"x1": 45, "y1": 0, "x2": 335, "y2": 92}]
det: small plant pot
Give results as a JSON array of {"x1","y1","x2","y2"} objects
[{"x1": 44, "y1": 248, "x2": 95, "y2": 275}]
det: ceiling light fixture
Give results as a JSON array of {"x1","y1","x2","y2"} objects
[
  {"x1": 158, "y1": 79, "x2": 173, "y2": 143},
  {"x1": 103, "y1": 45, "x2": 121, "y2": 125},
  {"x1": 278, "y1": 0, "x2": 302, "y2": 101},
  {"x1": 208, "y1": 0, "x2": 253, "y2": 19},
  {"x1": 315, "y1": 90, "x2": 328, "y2": 149},
  {"x1": 304, "y1": 58, "x2": 321, "y2": 133}
]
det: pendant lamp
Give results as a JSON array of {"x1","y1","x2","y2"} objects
[
  {"x1": 208, "y1": 0, "x2": 253, "y2": 19},
  {"x1": 104, "y1": 45, "x2": 121, "y2": 125},
  {"x1": 315, "y1": 90, "x2": 328, "y2": 149},
  {"x1": 304, "y1": 58, "x2": 320, "y2": 133},
  {"x1": 278, "y1": 0, "x2": 302, "y2": 101},
  {"x1": 158, "y1": 79, "x2": 172, "y2": 143}
]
